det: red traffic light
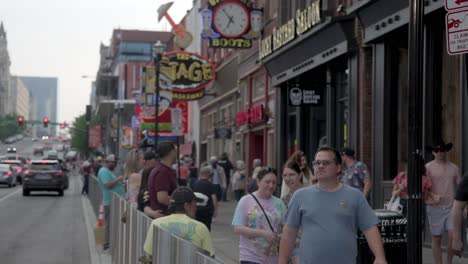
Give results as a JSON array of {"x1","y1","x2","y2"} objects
[
  {"x1": 18, "y1": 116, "x2": 24, "y2": 122},
  {"x1": 43, "y1": 117, "x2": 49, "y2": 128}
]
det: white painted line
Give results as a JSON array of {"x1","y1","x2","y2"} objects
[
  {"x1": 80, "y1": 178, "x2": 101, "y2": 264},
  {"x1": 0, "y1": 188, "x2": 21, "y2": 204}
]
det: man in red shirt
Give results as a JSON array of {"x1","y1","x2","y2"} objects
[{"x1": 148, "y1": 141, "x2": 178, "y2": 216}]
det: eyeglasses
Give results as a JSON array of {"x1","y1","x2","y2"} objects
[{"x1": 312, "y1": 160, "x2": 336, "y2": 167}]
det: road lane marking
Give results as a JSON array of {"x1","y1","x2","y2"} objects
[{"x1": 0, "y1": 188, "x2": 21, "y2": 204}]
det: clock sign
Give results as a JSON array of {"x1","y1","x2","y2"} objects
[
  {"x1": 213, "y1": 0, "x2": 250, "y2": 38},
  {"x1": 200, "y1": 0, "x2": 262, "y2": 49}
]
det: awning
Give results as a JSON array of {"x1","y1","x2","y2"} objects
[
  {"x1": 357, "y1": 0, "x2": 443, "y2": 43},
  {"x1": 263, "y1": 19, "x2": 355, "y2": 86}
]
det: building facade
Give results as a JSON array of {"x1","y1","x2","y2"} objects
[
  {"x1": 0, "y1": 22, "x2": 11, "y2": 116},
  {"x1": 20, "y1": 76, "x2": 58, "y2": 137},
  {"x1": 9, "y1": 76, "x2": 31, "y2": 118}
]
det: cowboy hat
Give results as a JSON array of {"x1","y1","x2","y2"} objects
[{"x1": 426, "y1": 139, "x2": 453, "y2": 152}]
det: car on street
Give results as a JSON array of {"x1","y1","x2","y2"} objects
[
  {"x1": 44, "y1": 152, "x2": 69, "y2": 190},
  {"x1": 7, "y1": 147, "x2": 17, "y2": 153},
  {"x1": 2, "y1": 159, "x2": 25, "y2": 184},
  {"x1": 0, "y1": 164, "x2": 17, "y2": 187},
  {"x1": 33, "y1": 146, "x2": 44, "y2": 156},
  {"x1": 32, "y1": 137, "x2": 38, "y2": 142},
  {"x1": 22, "y1": 160, "x2": 66, "y2": 196}
]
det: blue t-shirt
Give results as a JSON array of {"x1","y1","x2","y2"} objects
[
  {"x1": 284, "y1": 185, "x2": 378, "y2": 264},
  {"x1": 98, "y1": 167, "x2": 125, "y2": 206},
  {"x1": 342, "y1": 161, "x2": 370, "y2": 192}
]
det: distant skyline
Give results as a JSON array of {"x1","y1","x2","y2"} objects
[{"x1": 0, "y1": 0, "x2": 189, "y2": 123}]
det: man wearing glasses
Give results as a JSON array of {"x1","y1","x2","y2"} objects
[
  {"x1": 279, "y1": 146, "x2": 387, "y2": 264},
  {"x1": 425, "y1": 140, "x2": 461, "y2": 264}
]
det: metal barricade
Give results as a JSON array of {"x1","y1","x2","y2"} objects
[
  {"x1": 108, "y1": 192, "x2": 220, "y2": 264},
  {"x1": 88, "y1": 175, "x2": 102, "y2": 217}
]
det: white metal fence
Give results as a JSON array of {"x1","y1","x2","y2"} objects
[{"x1": 89, "y1": 176, "x2": 222, "y2": 264}]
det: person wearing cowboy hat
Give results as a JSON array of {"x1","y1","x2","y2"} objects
[{"x1": 425, "y1": 140, "x2": 461, "y2": 264}]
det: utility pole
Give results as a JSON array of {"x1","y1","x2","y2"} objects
[{"x1": 407, "y1": 0, "x2": 424, "y2": 263}]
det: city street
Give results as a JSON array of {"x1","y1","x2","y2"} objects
[{"x1": 0, "y1": 139, "x2": 91, "y2": 264}]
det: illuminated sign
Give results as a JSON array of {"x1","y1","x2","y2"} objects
[
  {"x1": 201, "y1": 0, "x2": 262, "y2": 49},
  {"x1": 259, "y1": 0, "x2": 321, "y2": 60}
]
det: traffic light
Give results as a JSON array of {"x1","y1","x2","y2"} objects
[
  {"x1": 17, "y1": 116, "x2": 24, "y2": 127},
  {"x1": 42, "y1": 117, "x2": 49, "y2": 128}
]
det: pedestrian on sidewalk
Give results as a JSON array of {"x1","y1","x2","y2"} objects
[
  {"x1": 218, "y1": 152, "x2": 234, "y2": 201},
  {"x1": 210, "y1": 156, "x2": 226, "y2": 202},
  {"x1": 392, "y1": 159, "x2": 432, "y2": 216},
  {"x1": 148, "y1": 141, "x2": 178, "y2": 216},
  {"x1": 425, "y1": 140, "x2": 461, "y2": 264},
  {"x1": 97, "y1": 154, "x2": 126, "y2": 250},
  {"x1": 193, "y1": 165, "x2": 218, "y2": 231},
  {"x1": 279, "y1": 146, "x2": 387, "y2": 264},
  {"x1": 451, "y1": 171, "x2": 468, "y2": 258},
  {"x1": 143, "y1": 187, "x2": 215, "y2": 258},
  {"x1": 232, "y1": 167, "x2": 287, "y2": 264},
  {"x1": 280, "y1": 159, "x2": 306, "y2": 264},
  {"x1": 248, "y1": 158, "x2": 262, "y2": 193},
  {"x1": 125, "y1": 149, "x2": 144, "y2": 206},
  {"x1": 81, "y1": 161, "x2": 91, "y2": 195},
  {"x1": 137, "y1": 151, "x2": 163, "y2": 219},
  {"x1": 232, "y1": 160, "x2": 247, "y2": 202},
  {"x1": 280, "y1": 151, "x2": 313, "y2": 198},
  {"x1": 341, "y1": 147, "x2": 372, "y2": 199}
]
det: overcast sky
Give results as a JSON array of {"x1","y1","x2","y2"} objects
[{"x1": 0, "y1": 0, "x2": 189, "y2": 123}]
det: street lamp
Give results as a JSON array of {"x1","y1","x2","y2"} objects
[{"x1": 153, "y1": 40, "x2": 166, "y2": 152}]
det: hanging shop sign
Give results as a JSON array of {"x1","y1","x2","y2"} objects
[
  {"x1": 214, "y1": 127, "x2": 232, "y2": 139},
  {"x1": 140, "y1": 101, "x2": 189, "y2": 135},
  {"x1": 200, "y1": 0, "x2": 262, "y2": 49},
  {"x1": 259, "y1": 0, "x2": 321, "y2": 60},
  {"x1": 235, "y1": 104, "x2": 264, "y2": 126},
  {"x1": 288, "y1": 86, "x2": 322, "y2": 106},
  {"x1": 161, "y1": 51, "x2": 216, "y2": 100},
  {"x1": 88, "y1": 126, "x2": 102, "y2": 149}
]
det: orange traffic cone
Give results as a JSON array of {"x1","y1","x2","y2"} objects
[{"x1": 97, "y1": 202, "x2": 104, "y2": 227}]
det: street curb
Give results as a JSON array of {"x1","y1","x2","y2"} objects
[{"x1": 82, "y1": 193, "x2": 101, "y2": 264}]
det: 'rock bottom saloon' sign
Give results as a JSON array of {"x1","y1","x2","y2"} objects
[{"x1": 201, "y1": 0, "x2": 262, "y2": 49}]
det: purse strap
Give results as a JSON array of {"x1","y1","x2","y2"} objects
[{"x1": 250, "y1": 193, "x2": 275, "y2": 232}]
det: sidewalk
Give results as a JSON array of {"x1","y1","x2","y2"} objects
[{"x1": 210, "y1": 200, "x2": 468, "y2": 264}]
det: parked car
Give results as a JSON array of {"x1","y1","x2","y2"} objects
[
  {"x1": 33, "y1": 146, "x2": 44, "y2": 156},
  {"x1": 2, "y1": 159, "x2": 25, "y2": 184},
  {"x1": 0, "y1": 164, "x2": 17, "y2": 187},
  {"x1": 23, "y1": 160, "x2": 65, "y2": 196}
]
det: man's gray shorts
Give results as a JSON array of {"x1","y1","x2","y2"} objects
[{"x1": 427, "y1": 206, "x2": 453, "y2": 236}]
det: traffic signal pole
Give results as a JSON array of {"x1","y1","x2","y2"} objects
[{"x1": 407, "y1": 0, "x2": 424, "y2": 263}]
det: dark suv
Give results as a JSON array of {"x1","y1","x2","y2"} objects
[{"x1": 23, "y1": 160, "x2": 65, "y2": 196}]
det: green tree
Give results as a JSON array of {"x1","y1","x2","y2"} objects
[
  {"x1": 70, "y1": 113, "x2": 99, "y2": 157},
  {"x1": 0, "y1": 114, "x2": 25, "y2": 141}
]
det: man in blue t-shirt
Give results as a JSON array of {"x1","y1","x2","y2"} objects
[
  {"x1": 279, "y1": 147, "x2": 387, "y2": 264},
  {"x1": 97, "y1": 154, "x2": 125, "y2": 250},
  {"x1": 341, "y1": 147, "x2": 372, "y2": 199}
]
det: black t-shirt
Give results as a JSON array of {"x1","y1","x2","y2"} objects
[
  {"x1": 455, "y1": 172, "x2": 468, "y2": 202},
  {"x1": 218, "y1": 159, "x2": 233, "y2": 179},
  {"x1": 137, "y1": 166, "x2": 155, "y2": 212},
  {"x1": 193, "y1": 179, "x2": 216, "y2": 212}
]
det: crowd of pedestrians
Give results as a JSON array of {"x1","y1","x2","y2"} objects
[{"x1": 81, "y1": 136, "x2": 468, "y2": 264}]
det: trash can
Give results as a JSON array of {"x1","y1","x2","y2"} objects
[{"x1": 357, "y1": 209, "x2": 407, "y2": 264}]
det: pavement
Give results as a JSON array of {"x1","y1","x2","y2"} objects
[{"x1": 82, "y1": 191, "x2": 468, "y2": 264}]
